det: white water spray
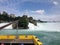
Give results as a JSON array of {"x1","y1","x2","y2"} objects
[{"x1": 28, "y1": 23, "x2": 60, "y2": 32}]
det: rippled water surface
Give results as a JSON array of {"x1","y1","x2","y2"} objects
[{"x1": 0, "y1": 30, "x2": 60, "y2": 45}]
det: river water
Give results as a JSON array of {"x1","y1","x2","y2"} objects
[{"x1": 0, "y1": 22, "x2": 60, "y2": 45}]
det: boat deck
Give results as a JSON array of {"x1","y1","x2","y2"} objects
[
  {"x1": 0, "y1": 43, "x2": 34, "y2": 45},
  {"x1": 0, "y1": 35, "x2": 42, "y2": 45},
  {"x1": 0, "y1": 39, "x2": 34, "y2": 43},
  {"x1": 0, "y1": 39, "x2": 34, "y2": 45}
]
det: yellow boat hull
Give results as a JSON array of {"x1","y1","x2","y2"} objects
[{"x1": 0, "y1": 35, "x2": 42, "y2": 45}]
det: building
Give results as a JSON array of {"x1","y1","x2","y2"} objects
[{"x1": 9, "y1": 14, "x2": 16, "y2": 18}]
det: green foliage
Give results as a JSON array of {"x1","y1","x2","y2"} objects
[
  {"x1": 18, "y1": 17, "x2": 29, "y2": 29},
  {"x1": 29, "y1": 17, "x2": 33, "y2": 20},
  {"x1": 28, "y1": 17, "x2": 37, "y2": 26},
  {"x1": 0, "y1": 11, "x2": 15, "y2": 22},
  {"x1": 0, "y1": 11, "x2": 37, "y2": 29},
  {"x1": 14, "y1": 16, "x2": 20, "y2": 21}
]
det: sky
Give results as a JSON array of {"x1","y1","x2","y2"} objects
[{"x1": 0, "y1": 0, "x2": 60, "y2": 21}]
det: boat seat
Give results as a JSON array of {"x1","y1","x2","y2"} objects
[
  {"x1": 0, "y1": 35, "x2": 16, "y2": 40},
  {"x1": 8, "y1": 35, "x2": 16, "y2": 39},
  {"x1": 0, "y1": 35, "x2": 8, "y2": 39},
  {"x1": 19, "y1": 35, "x2": 33, "y2": 40}
]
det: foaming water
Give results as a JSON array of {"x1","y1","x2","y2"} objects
[
  {"x1": 0, "y1": 22, "x2": 60, "y2": 32},
  {"x1": 28, "y1": 23, "x2": 60, "y2": 32},
  {"x1": 0, "y1": 22, "x2": 60, "y2": 45},
  {"x1": 0, "y1": 23, "x2": 12, "y2": 29},
  {"x1": 0, "y1": 23, "x2": 9, "y2": 27}
]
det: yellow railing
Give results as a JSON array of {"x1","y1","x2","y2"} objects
[
  {"x1": 33, "y1": 36, "x2": 42, "y2": 45},
  {"x1": 19, "y1": 35, "x2": 33, "y2": 40},
  {"x1": 0, "y1": 35, "x2": 42, "y2": 45},
  {"x1": 0, "y1": 35, "x2": 16, "y2": 40}
]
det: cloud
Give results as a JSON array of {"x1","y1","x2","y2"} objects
[
  {"x1": 53, "y1": 1, "x2": 58, "y2": 5},
  {"x1": 0, "y1": 0, "x2": 8, "y2": 2},
  {"x1": 31, "y1": 10, "x2": 45, "y2": 14},
  {"x1": 0, "y1": 0, "x2": 4, "y2": 2},
  {"x1": 44, "y1": 15, "x2": 60, "y2": 21},
  {"x1": 35, "y1": 10, "x2": 45, "y2": 14},
  {"x1": 0, "y1": 0, "x2": 60, "y2": 21},
  {"x1": 21, "y1": 0, "x2": 51, "y2": 3},
  {"x1": 30, "y1": 14, "x2": 60, "y2": 21}
]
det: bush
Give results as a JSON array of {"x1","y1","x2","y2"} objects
[{"x1": 18, "y1": 17, "x2": 29, "y2": 29}]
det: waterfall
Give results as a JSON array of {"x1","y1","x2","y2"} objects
[
  {"x1": 0, "y1": 22, "x2": 60, "y2": 32},
  {"x1": 28, "y1": 23, "x2": 60, "y2": 32}
]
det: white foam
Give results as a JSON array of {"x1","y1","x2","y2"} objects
[
  {"x1": 0, "y1": 23, "x2": 9, "y2": 27},
  {"x1": 0, "y1": 22, "x2": 60, "y2": 32},
  {"x1": 0, "y1": 23, "x2": 13, "y2": 29},
  {"x1": 3, "y1": 24, "x2": 13, "y2": 29},
  {"x1": 28, "y1": 23, "x2": 60, "y2": 32}
]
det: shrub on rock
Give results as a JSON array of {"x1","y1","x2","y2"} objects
[{"x1": 18, "y1": 17, "x2": 29, "y2": 29}]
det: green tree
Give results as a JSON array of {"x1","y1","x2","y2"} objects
[
  {"x1": 18, "y1": 17, "x2": 29, "y2": 29},
  {"x1": 29, "y1": 17, "x2": 33, "y2": 20}
]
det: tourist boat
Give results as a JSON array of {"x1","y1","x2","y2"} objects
[{"x1": 0, "y1": 35, "x2": 42, "y2": 45}]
